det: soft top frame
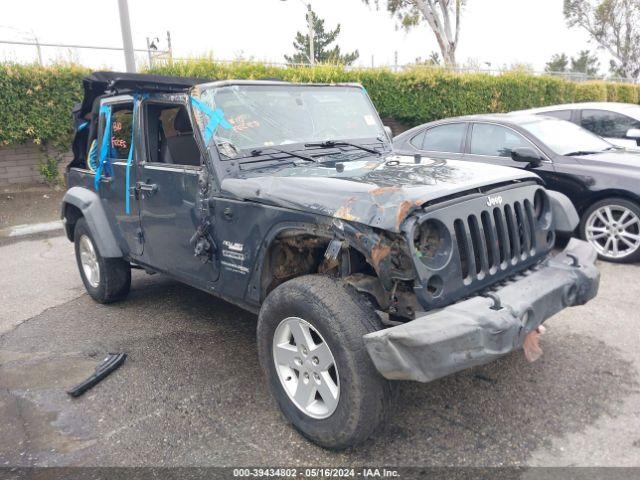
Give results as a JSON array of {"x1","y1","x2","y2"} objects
[{"x1": 75, "y1": 71, "x2": 210, "y2": 117}]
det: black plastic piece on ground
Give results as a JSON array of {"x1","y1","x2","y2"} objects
[{"x1": 67, "y1": 353, "x2": 126, "y2": 398}]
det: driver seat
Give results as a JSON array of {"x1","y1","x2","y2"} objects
[{"x1": 159, "y1": 107, "x2": 201, "y2": 166}]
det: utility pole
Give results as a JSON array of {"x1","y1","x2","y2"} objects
[
  {"x1": 306, "y1": 3, "x2": 314, "y2": 65},
  {"x1": 117, "y1": 0, "x2": 136, "y2": 72},
  {"x1": 281, "y1": 0, "x2": 314, "y2": 65},
  {"x1": 166, "y1": 30, "x2": 173, "y2": 64},
  {"x1": 34, "y1": 35, "x2": 42, "y2": 65},
  {"x1": 146, "y1": 37, "x2": 153, "y2": 68}
]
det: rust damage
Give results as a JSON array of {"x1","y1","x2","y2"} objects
[
  {"x1": 332, "y1": 186, "x2": 420, "y2": 231},
  {"x1": 370, "y1": 243, "x2": 391, "y2": 272}
]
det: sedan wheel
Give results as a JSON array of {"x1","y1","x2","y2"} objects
[{"x1": 584, "y1": 201, "x2": 640, "y2": 262}]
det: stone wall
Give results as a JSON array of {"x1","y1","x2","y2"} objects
[{"x1": 0, "y1": 143, "x2": 71, "y2": 188}]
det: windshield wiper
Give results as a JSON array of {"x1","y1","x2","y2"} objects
[
  {"x1": 564, "y1": 150, "x2": 600, "y2": 156},
  {"x1": 250, "y1": 147, "x2": 317, "y2": 163},
  {"x1": 304, "y1": 140, "x2": 380, "y2": 155}
]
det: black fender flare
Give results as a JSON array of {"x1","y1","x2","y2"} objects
[{"x1": 61, "y1": 186, "x2": 123, "y2": 258}]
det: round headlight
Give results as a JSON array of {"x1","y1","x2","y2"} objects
[{"x1": 413, "y1": 219, "x2": 452, "y2": 270}]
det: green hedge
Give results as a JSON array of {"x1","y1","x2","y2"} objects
[
  {"x1": 1, "y1": 60, "x2": 639, "y2": 148},
  {"x1": 0, "y1": 63, "x2": 88, "y2": 149}
]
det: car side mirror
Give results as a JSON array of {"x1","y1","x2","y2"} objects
[
  {"x1": 511, "y1": 147, "x2": 543, "y2": 167},
  {"x1": 383, "y1": 125, "x2": 393, "y2": 140},
  {"x1": 626, "y1": 128, "x2": 640, "y2": 143}
]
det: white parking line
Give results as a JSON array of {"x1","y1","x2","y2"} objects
[{"x1": 5, "y1": 220, "x2": 64, "y2": 237}]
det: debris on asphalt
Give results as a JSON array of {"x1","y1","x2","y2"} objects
[{"x1": 67, "y1": 352, "x2": 126, "y2": 397}]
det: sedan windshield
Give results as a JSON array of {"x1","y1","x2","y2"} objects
[
  {"x1": 191, "y1": 83, "x2": 386, "y2": 159},
  {"x1": 520, "y1": 118, "x2": 613, "y2": 156}
]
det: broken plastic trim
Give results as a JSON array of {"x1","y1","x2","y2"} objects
[{"x1": 67, "y1": 353, "x2": 126, "y2": 397}]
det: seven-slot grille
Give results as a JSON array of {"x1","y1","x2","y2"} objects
[{"x1": 453, "y1": 198, "x2": 538, "y2": 283}]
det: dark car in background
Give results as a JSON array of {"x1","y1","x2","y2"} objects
[
  {"x1": 516, "y1": 102, "x2": 640, "y2": 150},
  {"x1": 394, "y1": 114, "x2": 640, "y2": 263}
]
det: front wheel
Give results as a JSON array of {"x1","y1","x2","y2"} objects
[
  {"x1": 257, "y1": 275, "x2": 391, "y2": 450},
  {"x1": 580, "y1": 198, "x2": 640, "y2": 263}
]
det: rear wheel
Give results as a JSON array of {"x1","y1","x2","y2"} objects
[
  {"x1": 257, "y1": 275, "x2": 391, "y2": 450},
  {"x1": 580, "y1": 198, "x2": 640, "y2": 263},
  {"x1": 74, "y1": 218, "x2": 131, "y2": 303}
]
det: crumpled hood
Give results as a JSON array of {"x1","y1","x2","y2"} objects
[{"x1": 221, "y1": 153, "x2": 539, "y2": 232}]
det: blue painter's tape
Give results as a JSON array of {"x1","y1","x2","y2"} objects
[
  {"x1": 94, "y1": 104, "x2": 112, "y2": 191},
  {"x1": 190, "y1": 96, "x2": 232, "y2": 144}
]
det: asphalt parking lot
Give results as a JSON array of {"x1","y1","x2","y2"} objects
[{"x1": 1, "y1": 233, "x2": 639, "y2": 468}]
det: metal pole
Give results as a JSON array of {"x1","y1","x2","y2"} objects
[
  {"x1": 146, "y1": 37, "x2": 153, "y2": 68},
  {"x1": 306, "y1": 3, "x2": 314, "y2": 65},
  {"x1": 166, "y1": 30, "x2": 173, "y2": 64},
  {"x1": 34, "y1": 36, "x2": 43, "y2": 65},
  {"x1": 117, "y1": 0, "x2": 136, "y2": 72}
]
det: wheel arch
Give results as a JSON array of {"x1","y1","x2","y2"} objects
[
  {"x1": 61, "y1": 186, "x2": 123, "y2": 258},
  {"x1": 576, "y1": 189, "x2": 640, "y2": 218},
  {"x1": 245, "y1": 221, "x2": 378, "y2": 305}
]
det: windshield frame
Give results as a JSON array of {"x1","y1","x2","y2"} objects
[{"x1": 189, "y1": 80, "x2": 390, "y2": 163}]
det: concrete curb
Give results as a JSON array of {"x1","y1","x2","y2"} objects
[{"x1": 0, "y1": 220, "x2": 64, "y2": 239}]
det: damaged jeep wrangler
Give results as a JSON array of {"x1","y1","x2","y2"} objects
[{"x1": 63, "y1": 72, "x2": 600, "y2": 449}]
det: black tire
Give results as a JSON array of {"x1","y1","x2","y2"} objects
[
  {"x1": 257, "y1": 275, "x2": 392, "y2": 450},
  {"x1": 74, "y1": 217, "x2": 131, "y2": 303},
  {"x1": 579, "y1": 198, "x2": 640, "y2": 263}
]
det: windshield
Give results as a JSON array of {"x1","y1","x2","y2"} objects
[
  {"x1": 520, "y1": 118, "x2": 613, "y2": 155},
  {"x1": 191, "y1": 83, "x2": 386, "y2": 159}
]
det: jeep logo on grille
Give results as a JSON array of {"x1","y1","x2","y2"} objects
[{"x1": 486, "y1": 195, "x2": 503, "y2": 207}]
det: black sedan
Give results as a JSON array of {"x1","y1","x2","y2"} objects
[{"x1": 393, "y1": 113, "x2": 640, "y2": 263}]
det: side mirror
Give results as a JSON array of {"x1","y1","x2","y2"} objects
[
  {"x1": 511, "y1": 147, "x2": 543, "y2": 167},
  {"x1": 383, "y1": 125, "x2": 393, "y2": 140},
  {"x1": 626, "y1": 128, "x2": 640, "y2": 140}
]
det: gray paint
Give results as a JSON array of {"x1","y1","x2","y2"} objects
[
  {"x1": 61, "y1": 186, "x2": 123, "y2": 257},
  {"x1": 548, "y1": 190, "x2": 579, "y2": 233},
  {"x1": 363, "y1": 238, "x2": 600, "y2": 382}
]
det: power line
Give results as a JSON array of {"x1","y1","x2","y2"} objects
[{"x1": 0, "y1": 38, "x2": 168, "y2": 54}]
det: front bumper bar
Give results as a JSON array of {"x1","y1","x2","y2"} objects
[{"x1": 363, "y1": 239, "x2": 600, "y2": 382}]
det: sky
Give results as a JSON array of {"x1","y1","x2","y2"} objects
[{"x1": 0, "y1": 0, "x2": 612, "y2": 73}]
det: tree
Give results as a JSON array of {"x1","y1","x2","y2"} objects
[
  {"x1": 564, "y1": 0, "x2": 640, "y2": 79},
  {"x1": 545, "y1": 53, "x2": 569, "y2": 72},
  {"x1": 414, "y1": 51, "x2": 441, "y2": 66},
  {"x1": 364, "y1": 0, "x2": 466, "y2": 67},
  {"x1": 570, "y1": 49, "x2": 600, "y2": 76},
  {"x1": 545, "y1": 50, "x2": 600, "y2": 76},
  {"x1": 284, "y1": 9, "x2": 359, "y2": 65}
]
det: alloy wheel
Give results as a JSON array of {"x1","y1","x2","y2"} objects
[
  {"x1": 272, "y1": 316, "x2": 340, "y2": 419},
  {"x1": 585, "y1": 204, "x2": 640, "y2": 260},
  {"x1": 79, "y1": 234, "x2": 100, "y2": 288}
]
